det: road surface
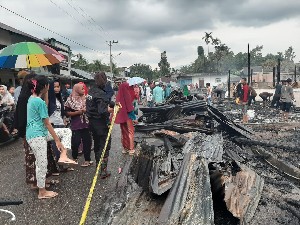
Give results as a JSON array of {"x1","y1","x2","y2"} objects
[{"x1": 0, "y1": 126, "x2": 128, "y2": 225}]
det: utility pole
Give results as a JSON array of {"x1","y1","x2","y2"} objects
[
  {"x1": 108, "y1": 40, "x2": 118, "y2": 75},
  {"x1": 247, "y1": 43, "x2": 250, "y2": 85},
  {"x1": 228, "y1": 70, "x2": 231, "y2": 98}
]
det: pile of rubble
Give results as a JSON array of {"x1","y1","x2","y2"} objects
[{"x1": 95, "y1": 98, "x2": 300, "y2": 225}]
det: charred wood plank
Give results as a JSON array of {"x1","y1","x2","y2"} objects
[
  {"x1": 207, "y1": 106, "x2": 253, "y2": 138},
  {"x1": 251, "y1": 146, "x2": 300, "y2": 181},
  {"x1": 224, "y1": 163, "x2": 264, "y2": 225},
  {"x1": 158, "y1": 153, "x2": 214, "y2": 225}
]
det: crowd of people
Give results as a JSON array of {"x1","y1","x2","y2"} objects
[
  {"x1": 0, "y1": 71, "x2": 297, "y2": 199},
  {"x1": 232, "y1": 78, "x2": 295, "y2": 123},
  {"x1": 0, "y1": 71, "x2": 141, "y2": 200}
]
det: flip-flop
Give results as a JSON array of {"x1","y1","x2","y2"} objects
[
  {"x1": 58, "y1": 159, "x2": 78, "y2": 166},
  {"x1": 38, "y1": 192, "x2": 58, "y2": 200},
  {"x1": 81, "y1": 161, "x2": 94, "y2": 167},
  {"x1": 60, "y1": 167, "x2": 75, "y2": 172},
  {"x1": 46, "y1": 179, "x2": 60, "y2": 185}
]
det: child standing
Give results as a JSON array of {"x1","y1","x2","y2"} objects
[
  {"x1": 26, "y1": 76, "x2": 77, "y2": 199},
  {"x1": 65, "y1": 83, "x2": 92, "y2": 167}
]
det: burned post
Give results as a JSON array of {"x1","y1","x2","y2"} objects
[
  {"x1": 273, "y1": 67, "x2": 276, "y2": 87},
  {"x1": 277, "y1": 58, "x2": 281, "y2": 84},
  {"x1": 250, "y1": 69, "x2": 253, "y2": 85},
  {"x1": 248, "y1": 44, "x2": 250, "y2": 85},
  {"x1": 228, "y1": 70, "x2": 231, "y2": 98}
]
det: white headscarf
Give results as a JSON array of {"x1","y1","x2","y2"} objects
[{"x1": 0, "y1": 85, "x2": 14, "y2": 105}]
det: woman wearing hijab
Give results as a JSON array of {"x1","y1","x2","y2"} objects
[
  {"x1": 65, "y1": 83, "x2": 92, "y2": 167},
  {"x1": 0, "y1": 85, "x2": 15, "y2": 134},
  {"x1": 183, "y1": 85, "x2": 190, "y2": 97},
  {"x1": 86, "y1": 72, "x2": 114, "y2": 179},
  {"x1": 0, "y1": 85, "x2": 14, "y2": 107},
  {"x1": 115, "y1": 82, "x2": 137, "y2": 155}
]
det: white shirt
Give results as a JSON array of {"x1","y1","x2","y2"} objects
[{"x1": 49, "y1": 99, "x2": 64, "y2": 125}]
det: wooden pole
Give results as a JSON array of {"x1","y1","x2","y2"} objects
[
  {"x1": 273, "y1": 67, "x2": 276, "y2": 87},
  {"x1": 228, "y1": 70, "x2": 231, "y2": 98},
  {"x1": 277, "y1": 58, "x2": 280, "y2": 84},
  {"x1": 250, "y1": 69, "x2": 253, "y2": 85},
  {"x1": 248, "y1": 44, "x2": 250, "y2": 84},
  {"x1": 294, "y1": 65, "x2": 297, "y2": 82}
]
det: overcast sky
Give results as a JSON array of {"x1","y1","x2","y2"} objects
[{"x1": 1, "y1": 0, "x2": 300, "y2": 69}]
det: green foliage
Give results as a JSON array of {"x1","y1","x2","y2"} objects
[
  {"x1": 71, "y1": 55, "x2": 112, "y2": 74},
  {"x1": 180, "y1": 32, "x2": 298, "y2": 75},
  {"x1": 129, "y1": 63, "x2": 154, "y2": 80},
  {"x1": 197, "y1": 46, "x2": 204, "y2": 56},
  {"x1": 158, "y1": 51, "x2": 171, "y2": 76}
]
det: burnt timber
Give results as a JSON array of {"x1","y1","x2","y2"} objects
[{"x1": 96, "y1": 98, "x2": 300, "y2": 225}]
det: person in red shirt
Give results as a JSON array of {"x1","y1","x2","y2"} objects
[{"x1": 240, "y1": 78, "x2": 249, "y2": 123}]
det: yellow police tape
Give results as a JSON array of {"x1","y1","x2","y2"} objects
[{"x1": 79, "y1": 104, "x2": 120, "y2": 225}]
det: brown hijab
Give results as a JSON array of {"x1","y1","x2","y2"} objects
[{"x1": 64, "y1": 83, "x2": 86, "y2": 110}]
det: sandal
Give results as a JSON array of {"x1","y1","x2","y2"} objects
[
  {"x1": 58, "y1": 158, "x2": 78, "y2": 166},
  {"x1": 128, "y1": 149, "x2": 135, "y2": 156},
  {"x1": 46, "y1": 179, "x2": 60, "y2": 185},
  {"x1": 60, "y1": 167, "x2": 75, "y2": 173},
  {"x1": 81, "y1": 161, "x2": 94, "y2": 167},
  {"x1": 38, "y1": 191, "x2": 58, "y2": 200}
]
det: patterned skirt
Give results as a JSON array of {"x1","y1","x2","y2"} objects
[{"x1": 24, "y1": 139, "x2": 59, "y2": 184}]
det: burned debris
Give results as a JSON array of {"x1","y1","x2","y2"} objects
[{"x1": 96, "y1": 98, "x2": 300, "y2": 225}]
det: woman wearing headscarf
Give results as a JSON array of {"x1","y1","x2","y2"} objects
[
  {"x1": 0, "y1": 85, "x2": 14, "y2": 107},
  {"x1": 115, "y1": 82, "x2": 137, "y2": 155},
  {"x1": 165, "y1": 84, "x2": 172, "y2": 99},
  {"x1": 86, "y1": 72, "x2": 114, "y2": 179},
  {"x1": 183, "y1": 85, "x2": 190, "y2": 97},
  {"x1": 0, "y1": 85, "x2": 15, "y2": 134},
  {"x1": 65, "y1": 83, "x2": 92, "y2": 167}
]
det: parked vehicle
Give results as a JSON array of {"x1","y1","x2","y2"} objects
[{"x1": 0, "y1": 106, "x2": 18, "y2": 145}]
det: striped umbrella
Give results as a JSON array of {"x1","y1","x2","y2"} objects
[{"x1": 0, "y1": 42, "x2": 65, "y2": 69}]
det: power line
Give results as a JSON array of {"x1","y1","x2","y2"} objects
[
  {"x1": 68, "y1": 0, "x2": 110, "y2": 37},
  {"x1": 49, "y1": 0, "x2": 104, "y2": 40},
  {"x1": 65, "y1": 0, "x2": 143, "y2": 67},
  {"x1": 0, "y1": 4, "x2": 107, "y2": 57}
]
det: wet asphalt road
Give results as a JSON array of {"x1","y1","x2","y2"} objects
[{"x1": 0, "y1": 126, "x2": 128, "y2": 225}]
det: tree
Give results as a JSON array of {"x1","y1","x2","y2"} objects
[
  {"x1": 284, "y1": 46, "x2": 296, "y2": 62},
  {"x1": 129, "y1": 63, "x2": 154, "y2": 81},
  {"x1": 71, "y1": 54, "x2": 89, "y2": 71},
  {"x1": 158, "y1": 51, "x2": 170, "y2": 76},
  {"x1": 197, "y1": 46, "x2": 204, "y2": 57}
]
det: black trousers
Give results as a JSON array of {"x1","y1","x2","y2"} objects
[
  {"x1": 89, "y1": 119, "x2": 111, "y2": 164},
  {"x1": 71, "y1": 128, "x2": 92, "y2": 161},
  {"x1": 271, "y1": 96, "x2": 281, "y2": 108},
  {"x1": 248, "y1": 96, "x2": 256, "y2": 106}
]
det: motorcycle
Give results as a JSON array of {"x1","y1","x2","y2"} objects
[{"x1": 0, "y1": 106, "x2": 18, "y2": 145}]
